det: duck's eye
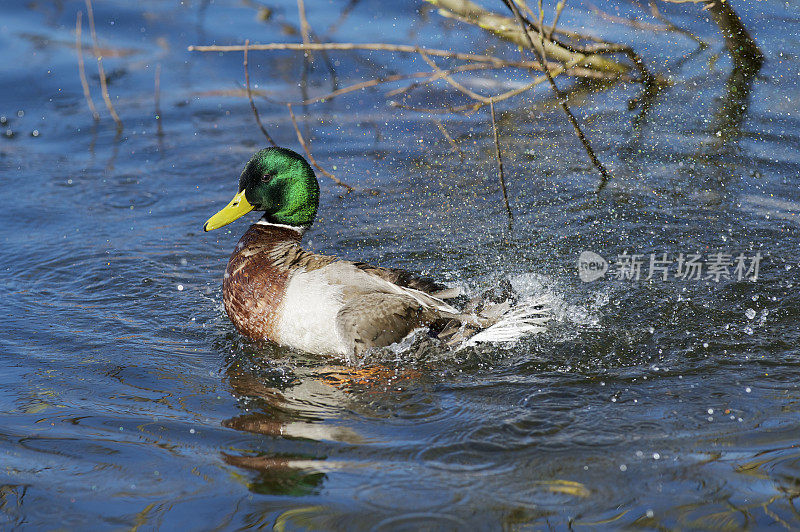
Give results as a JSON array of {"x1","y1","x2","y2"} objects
[{"x1": 261, "y1": 173, "x2": 273, "y2": 182}]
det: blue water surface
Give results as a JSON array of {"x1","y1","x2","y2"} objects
[{"x1": 2, "y1": 0, "x2": 800, "y2": 528}]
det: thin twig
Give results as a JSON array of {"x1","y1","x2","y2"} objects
[
  {"x1": 514, "y1": 0, "x2": 538, "y2": 21},
  {"x1": 154, "y1": 62, "x2": 164, "y2": 138},
  {"x1": 190, "y1": 42, "x2": 556, "y2": 68},
  {"x1": 324, "y1": 0, "x2": 361, "y2": 37},
  {"x1": 646, "y1": 1, "x2": 707, "y2": 47},
  {"x1": 489, "y1": 98, "x2": 513, "y2": 226},
  {"x1": 85, "y1": 0, "x2": 122, "y2": 131},
  {"x1": 293, "y1": 65, "x2": 496, "y2": 105},
  {"x1": 588, "y1": 3, "x2": 664, "y2": 32},
  {"x1": 384, "y1": 58, "x2": 614, "y2": 99},
  {"x1": 297, "y1": 0, "x2": 312, "y2": 46},
  {"x1": 297, "y1": 0, "x2": 312, "y2": 104},
  {"x1": 390, "y1": 101, "x2": 481, "y2": 114},
  {"x1": 286, "y1": 103, "x2": 353, "y2": 191},
  {"x1": 547, "y1": 0, "x2": 567, "y2": 40},
  {"x1": 502, "y1": 0, "x2": 611, "y2": 190},
  {"x1": 75, "y1": 11, "x2": 100, "y2": 121},
  {"x1": 296, "y1": 70, "x2": 441, "y2": 105},
  {"x1": 190, "y1": 41, "x2": 630, "y2": 83},
  {"x1": 434, "y1": 119, "x2": 465, "y2": 161},
  {"x1": 243, "y1": 40, "x2": 277, "y2": 147},
  {"x1": 390, "y1": 52, "x2": 591, "y2": 114},
  {"x1": 295, "y1": 0, "x2": 339, "y2": 90},
  {"x1": 417, "y1": 48, "x2": 490, "y2": 103}
]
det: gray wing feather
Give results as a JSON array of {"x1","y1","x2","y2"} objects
[
  {"x1": 336, "y1": 293, "x2": 442, "y2": 355},
  {"x1": 351, "y1": 262, "x2": 460, "y2": 299}
]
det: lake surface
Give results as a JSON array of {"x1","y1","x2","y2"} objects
[{"x1": 2, "y1": 0, "x2": 800, "y2": 528}]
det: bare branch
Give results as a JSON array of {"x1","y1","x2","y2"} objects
[
  {"x1": 190, "y1": 42, "x2": 572, "y2": 69},
  {"x1": 85, "y1": 0, "x2": 122, "y2": 131},
  {"x1": 75, "y1": 11, "x2": 100, "y2": 122},
  {"x1": 548, "y1": 0, "x2": 567, "y2": 40},
  {"x1": 417, "y1": 48, "x2": 490, "y2": 103},
  {"x1": 426, "y1": 0, "x2": 627, "y2": 74},
  {"x1": 286, "y1": 104, "x2": 353, "y2": 191},
  {"x1": 297, "y1": 0, "x2": 312, "y2": 46},
  {"x1": 502, "y1": 0, "x2": 610, "y2": 189},
  {"x1": 489, "y1": 99, "x2": 513, "y2": 225},
  {"x1": 647, "y1": 1, "x2": 707, "y2": 47},
  {"x1": 434, "y1": 119, "x2": 465, "y2": 161},
  {"x1": 154, "y1": 62, "x2": 163, "y2": 139},
  {"x1": 244, "y1": 40, "x2": 278, "y2": 147}
]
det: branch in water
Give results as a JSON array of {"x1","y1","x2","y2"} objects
[
  {"x1": 243, "y1": 40, "x2": 278, "y2": 147},
  {"x1": 286, "y1": 104, "x2": 353, "y2": 192}
]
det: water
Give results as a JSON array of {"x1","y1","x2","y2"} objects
[{"x1": 2, "y1": 0, "x2": 800, "y2": 528}]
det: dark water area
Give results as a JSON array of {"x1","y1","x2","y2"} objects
[{"x1": 2, "y1": 0, "x2": 800, "y2": 528}]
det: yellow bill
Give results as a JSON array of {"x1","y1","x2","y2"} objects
[{"x1": 204, "y1": 190, "x2": 254, "y2": 232}]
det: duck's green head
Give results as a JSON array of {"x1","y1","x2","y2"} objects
[{"x1": 204, "y1": 147, "x2": 319, "y2": 232}]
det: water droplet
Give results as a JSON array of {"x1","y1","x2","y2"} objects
[
  {"x1": 707, "y1": 408, "x2": 714, "y2": 415},
  {"x1": 619, "y1": 464, "x2": 627, "y2": 471},
  {"x1": 177, "y1": 284, "x2": 184, "y2": 291},
  {"x1": 745, "y1": 308, "x2": 756, "y2": 320},
  {"x1": 745, "y1": 387, "x2": 751, "y2": 393}
]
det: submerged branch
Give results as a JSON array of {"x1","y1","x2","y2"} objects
[
  {"x1": 75, "y1": 11, "x2": 100, "y2": 122},
  {"x1": 85, "y1": 0, "x2": 122, "y2": 132},
  {"x1": 434, "y1": 119, "x2": 465, "y2": 161},
  {"x1": 502, "y1": 0, "x2": 611, "y2": 189},
  {"x1": 700, "y1": 0, "x2": 763, "y2": 67},
  {"x1": 489, "y1": 98, "x2": 513, "y2": 226}
]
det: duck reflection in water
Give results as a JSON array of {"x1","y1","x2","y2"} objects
[{"x1": 221, "y1": 353, "x2": 420, "y2": 496}]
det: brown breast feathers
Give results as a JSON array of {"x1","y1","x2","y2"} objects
[{"x1": 222, "y1": 223, "x2": 303, "y2": 341}]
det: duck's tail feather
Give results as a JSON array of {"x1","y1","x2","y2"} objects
[
  {"x1": 460, "y1": 298, "x2": 550, "y2": 347},
  {"x1": 432, "y1": 291, "x2": 551, "y2": 349}
]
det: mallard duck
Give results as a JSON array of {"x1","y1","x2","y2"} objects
[{"x1": 205, "y1": 147, "x2": 547, "y2": 358}]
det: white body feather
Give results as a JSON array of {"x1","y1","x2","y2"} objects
[
  {"x1": 275, "y1": 268, "x2": 348, "y2": 356},
  {"x1": 275, "y1": 263, "x2": 459, "y2": 356}
]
